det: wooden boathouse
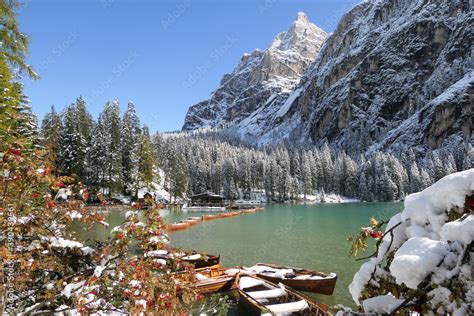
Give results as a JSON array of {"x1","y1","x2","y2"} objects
[{"x1": 189, "y1": 192, "x2": 226, "y2": 207}]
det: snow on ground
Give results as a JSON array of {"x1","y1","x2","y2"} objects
[
  {"x1": 348, "y1": 169, "x2": 474, "y2": 314},
  {"x1": 299, "y1": 192, "x2": 360, "y2": 203}
]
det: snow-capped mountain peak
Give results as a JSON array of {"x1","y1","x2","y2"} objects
[{"x1": 182, "y1": 12, "x2": 327, "y2": 131}]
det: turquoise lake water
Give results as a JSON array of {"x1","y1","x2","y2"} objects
[{"x1": 72, "y1": 202, "x2": 402, "y2": 309}]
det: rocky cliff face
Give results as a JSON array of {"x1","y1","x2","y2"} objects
[
  {"x1": 183, "y1": 1, "x2": 473, "y2": 155},
  {"x1": 182, "y1": 12, "x2": 327, "y2": 131},
  {"x1": 291, "y1": 0, "x2": 473, "y2": 154}
]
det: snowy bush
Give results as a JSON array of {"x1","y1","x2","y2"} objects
[
  {"x1": 346, "y1": 169, "x2": 473, "y2": 315},
  {"x1": 0, "y1": 119, "x2": 223, "y2": 314}
]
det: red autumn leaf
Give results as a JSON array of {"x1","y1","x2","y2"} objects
[
  {"x1": 370, "y1": 231, "x2": 383, "y2": 239},
  {"x1": 129, "y1": 261, "x2": 136, "y2": 267},
  {"x1": 8, "y1": 148, "x2": 21, "y2": 156},
  {"x1": 196, "y1": 294, "x2": 204, "y2": 301},
  {"x1": 47, "y1": 201, "x2": 56, "y2": 208},
  {"x1": 31, "y1": 193, "x2": 40, "y2": 198},
  {"x1": 57, "y1": 182, "x2": 65, "y2": 188},
  {"x1": 116, "y1": 233, "x2": 125, "y2": 239},
  {"x1": 82, "y1": 192, "x2": 89, "y2": 201},
  {"x1": 146, "y1": 299, "x2": 155, "y2": 307}
]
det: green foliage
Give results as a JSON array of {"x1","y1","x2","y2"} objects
[
  {"x1": 40, "y1": 105, "x2": 61, "y2": 167},
  {"x1": 0, "y1": 0, "x2": 38, "y2": 79}
]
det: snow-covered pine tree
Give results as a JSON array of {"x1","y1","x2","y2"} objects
[
  {"x1": 75, "y1": 96, "x2": 93, "y2": 178},
  {"x1": 137, "y1": 125, "x2": 156, "y2": 191},
  {"x1": 301, "y1": 152, "x2": 313, "y2": 198},
  {"x1": 87, "y1": 117, "x2": 108, "y2": 191},
  {"x1": 409, "y1": 161, "x2": 422, "y2": 193},
  {"x1": 121, "y1": 102, "x2": 141, "y2": 195},
  {"x1": 58, "y1": 104, "x2": 85, "y2": 179},
  {"x1": 358, "y1": 172, "x2": 369, "y2": 202},
  {"x1": 320, "y1": 143, "x2": 333, "y2": 192},
  {"x1": 100, "y1": 100, "x2": 123, "y2": 195}
]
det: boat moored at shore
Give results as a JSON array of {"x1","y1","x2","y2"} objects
[
  {"x1": 243, "y1": 263, "x2": 337, "y2": 295},
  {"x1": 236, "y1": 274, "x2": 331, "y2": 315}
]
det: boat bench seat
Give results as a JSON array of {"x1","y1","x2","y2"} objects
[
  {"x1": 195, "y1": 273, "x2": 209, "y2": 281},
  {"x1": 266, "y1": 300, "x2": 309, "y2": 313},
  {"x1": 183, "y1": 254, "x2": 201, "y2": 260},
  {"x1": 247, "y1": 288, "x2": 286, "y2": 299},
  {"x1": 239, "y1": 277, "x2": 265, "y2": 289}
]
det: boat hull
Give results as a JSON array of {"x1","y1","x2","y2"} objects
[
  {"x1": 186, "y1": 219, "x2": 199, "y2": 225},
  {"x1": 195, "y1": 277, "x2": 235, "y2": 294},
  {"x1": 186, "y1": 255, "x2": 220, "y2": 269},
  {"x1": 167, "y1": 223, "x2": 189, "y2": 231},
  {"x1": 243, "y1": 209, "x2": 256, "y2": 214},
  {"x1": 257, "y1": 273, "x2": 337, "y2": 295},
  {"x1": 236, "y1": 275, "x2": 331, "y2": 315},
  {"x1": 255, "y1": 263, "x2": 337, "y2": 295},
  {"x1": 202, "y1": 214, "x2": 218, "y2": 220}
]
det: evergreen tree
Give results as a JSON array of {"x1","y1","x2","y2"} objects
[
  {"x1": 301, "y1": 152, "x2": 313, "y2": 198},
  {"x1": 101, "y1": 100, "x2": 123, "y2": 195},
  {"x1": 420, "y1": 168, "x2": 433, "y2": 188},
  {"x1": 121, "y1": 102, "x2": 141, "y2": 194},
  {"x1": 58, "y1": 104, "x2": 84, "y2": 178},
  {"x1": 409, "y1": 162, "x2": 422, "y2": 193},
  {"x1": 138, "y1": 125, "x2": 156, "y2": 191},
  {"x1": 40, "y1": 105, "x2": 61, "y2": 167},
  {"x1": 358, "y1": 172, "x2": 369, "y2": 202},
  {"x1": 87, "y1": 119, "x2": 107, "y2": 190}
]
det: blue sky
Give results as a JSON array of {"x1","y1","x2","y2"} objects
[{"x1": 20, "y1": 0, "x2": 360, "y2": 132}]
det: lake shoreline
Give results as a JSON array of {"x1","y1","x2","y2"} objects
[{"x1": 71, "y1": 202, "x2": 402, "y2": 308}]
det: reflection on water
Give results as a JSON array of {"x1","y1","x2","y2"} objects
[{"x1": 69, "y1": 202, "x2": 402, "y2": 308}]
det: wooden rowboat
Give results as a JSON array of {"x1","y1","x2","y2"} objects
[
  {"x1": 191, "y1": 268, "x2": 236, "y2": 294},
  {"x1": 151, "y1": 249, "x2": 221, "y2": 270},
  {"x1": 174, "y1": 267, "x2": 235, "y2": 294},
  {"x1": 243, "y1": 208, "x2": 257, "y2": 214},
  {"x1": 236, "y1": 274, "x2": 331, "y2": 315},
  {"x1": 167, "y1": 221, "x2": 190, "y2": 231},
  {"x1": 202, "y1": 214, "x2": 219, "y2": 220},
  {"x1": 185, "y1": 217, "x2": 201, "y2": 225},
  {"x1": 246, "y1": 263, "x2": 337, "y2": 295},
  {"x1": 183, "y1": 252, "x2": 221, "y2": 269}
]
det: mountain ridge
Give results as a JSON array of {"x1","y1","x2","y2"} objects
[{"x1": 183, "y1": 1, "x2": 473, "y2": 155}]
